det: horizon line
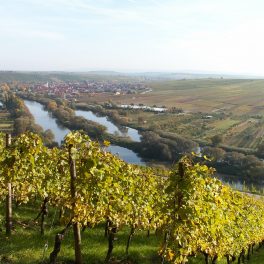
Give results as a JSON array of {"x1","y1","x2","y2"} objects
[{"x1": 0, "y1": 69, "x2": 264, "y2": 78}]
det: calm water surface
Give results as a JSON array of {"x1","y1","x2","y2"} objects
[
  {"x1": 75, "y1": 109, "x2": 141, "y2": 142},
  {"x1": 107, "y1": 145, "x2": 145, "y2": 165},
  {"x1": 25, "y1": 100, "x2": 70, "y2": 144},
  {"x1": 24, "y1": 100, "x2": 144, "y2": 165}
]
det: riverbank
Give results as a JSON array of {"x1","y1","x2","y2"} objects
[
  {"x1": 4, "y1": 93, "x2": 55, "y2": 145},
  {"x1": 20, "y1": 94, "x2": 188, "y2": 165},
  {"x1": 72, "y1": 102, "x2": 264, "y2": 187},
  {"x1": 22, "y1": 97, "x2": 146, "y2": 165},
  {"x1": 18, "y1": 93, "x2": 264, "y2": 188}
]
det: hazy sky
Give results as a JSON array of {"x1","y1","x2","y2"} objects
[{"x1": 1, "y1": 0, "x2": 264, "y2": 74}]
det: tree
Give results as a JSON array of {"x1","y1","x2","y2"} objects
[
  {"x1": 256, "y1": 142, "x2": 264, "y2": 158},
  {"x1": 43, "y1": 129, "x2": 55, "y2": 145},
  {"x1": 47, "y1": 101, "x2": 57, "y2": 112},
  {"x1": 224, "y1": 151, "x2": 245, "y2": 166},
  {"x1": 211, "y1": 134, "x2": 223, "y2": 146},
  {"x1": 1, "y1": 83, "x2": 10, "y2": 105},
  {"x1": 202, "y1": 147, "x2": 225, "y2": 162},
  {"x1": 138, "y1": 116, "x2": 144, "y2": 124},
  {"x1": 14, "y1": 117, "x2": 31, "y2": 134}
]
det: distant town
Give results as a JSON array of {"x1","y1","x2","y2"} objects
[{"x1": 26, "y1": 80, "x2": 150, "y2": 100}]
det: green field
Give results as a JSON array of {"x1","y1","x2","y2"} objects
[
  {"x1": 0, "y1": 202, "x2": 164, "y2": 264},
  {"x1": 147, "y1": 79, "x2": 264, "y2": 114},
  {"x1": 79, "y1": 79, "x2": 264, "y2": 150},
  {"x1": 80, "y1": 79, "x2": 264, "y2": 114}
]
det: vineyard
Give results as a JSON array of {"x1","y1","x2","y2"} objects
[{"x1": 0, "y1": 131, "x2": 264, "y2": 264}]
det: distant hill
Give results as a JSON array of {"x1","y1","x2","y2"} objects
[
  {"x1": 0, "y1": 71, "x2": 135, "y2": 83},
  {"x1": 0, "y1": 71, "x2": 262, "y2": 83},
  {"x1": 125, "y1": 72, "x2": 264, "y2": 80}
]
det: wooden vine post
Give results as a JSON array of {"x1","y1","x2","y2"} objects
[
  {"x1": 162, "y1": 161, "x2": 185, "y2": 264},
  {"x1": 178, "y1": 161, "x2": 184, "y2": 216},
  {"x1": 69, "y1": 144, "x2": 83, "y2": 264},
  {"x1": 5, "y1": 133, "x2": 12, "y2": 236}
]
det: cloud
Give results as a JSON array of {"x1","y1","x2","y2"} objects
[
  {"x1": 14, "y1": 0, "x2": 210, "y2": 31},
  {"x1": 1, "y1": 0, "x2": 264, "y2": 73},
  {"x1": 22, "y1": 30, "x2": 65, "y2": 40},
  {"x1": 0, "y1": 19, "x2": 65, "y2": 40}
]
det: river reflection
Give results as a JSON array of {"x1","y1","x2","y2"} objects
[
  {"x1": 75, "y1": 109, "x2": 141, "y2": 142},
  {"x1": 25, "y1": 100, "x2": 70, "y2": 144},
  {"x1": 24, "y1": 100, "x2": 144, "y2": 165},
  {"x1": 107, "y1": 145, "x2": 144, "y2": 165}
]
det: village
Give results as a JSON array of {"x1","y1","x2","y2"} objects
[{"x1": 27, "y1": 80, "x2": 149, "y2": 100}]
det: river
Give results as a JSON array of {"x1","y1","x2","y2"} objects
[
  {"x1": 24, "y1": 100, "x2": 145, "y2": 165},
  {"x1": 24, "y1": 100, "x2": 70, "y2": 143},
  {"x1": 17, "y1": 100, "x2": 264, "y2": 191},
  {"x1": 75, "y1": 109, "x2": 141, "y2": 142}
]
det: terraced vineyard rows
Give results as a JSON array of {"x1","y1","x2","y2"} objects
[{"x1": 0, "y1": 131, "x2": 264, "y2": 264}]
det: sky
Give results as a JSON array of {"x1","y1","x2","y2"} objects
[{"x1": 1, "y1": 0, "x2": 264, "y2": 75}]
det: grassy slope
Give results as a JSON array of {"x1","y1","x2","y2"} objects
[
  {"x1": 0, "y1": 202, "x2": 160, "y2": 264},
  {"x1": 148, "y1": 79, "x2": 264, "y2": 113},
  {"x1": 1, "y1": 203, "x2": 264, "y2": 264}
]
